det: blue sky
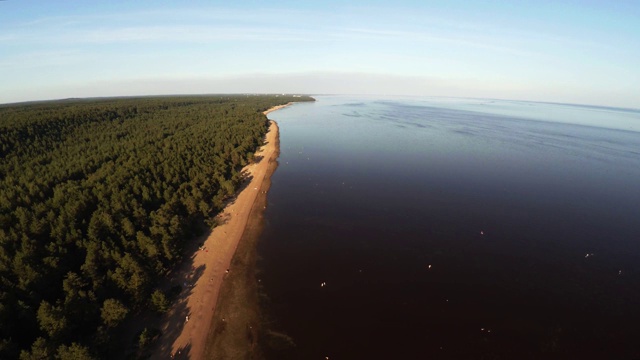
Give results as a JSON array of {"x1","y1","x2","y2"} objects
[{"x1": 1, "y1": 0, "x2": 639, "y2": 107}]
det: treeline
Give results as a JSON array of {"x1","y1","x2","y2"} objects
[{"x1": 0, "y1": 95, "x2": 314, "y2": 359}]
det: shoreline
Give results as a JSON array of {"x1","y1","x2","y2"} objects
[
  {"x1": 263, "y1": 102, "x2": 292, "y2": 115},
  {"x1": 150, "y1": 104, "x2": 288, "y2": 359},
  {"x1": 202, "y1": 120, "x2": 280, "y2": 359}
]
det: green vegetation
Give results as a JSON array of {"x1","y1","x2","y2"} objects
[
  {"x1": 0, "y1": 94, "x2": 314, "y2": 359},
  {"x1": 149, "y1": 290, "x2": 169, "y2": 314}
]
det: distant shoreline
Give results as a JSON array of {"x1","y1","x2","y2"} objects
[{"x1": 263, "y1": 102, "x2": 293, "y2": 115}]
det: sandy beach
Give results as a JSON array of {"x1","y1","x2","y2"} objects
[
  {"x1": 263, "y1": 102, "x2": 292, "y2": 115},
  {"x1": 150, "y1": 104, "x2": 287, "y2": 359}
]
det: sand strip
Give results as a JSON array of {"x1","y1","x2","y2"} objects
[
  {"x1": 151, "y1": 104, "x2": 288, "y2": 359},
  {"x1": 263, "y1": 102, "x2": 292, "y2": 115},
  {"x1": 202, "y1": 119, "x2": 281, "y2": 359}
]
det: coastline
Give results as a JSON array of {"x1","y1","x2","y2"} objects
[
  {"x1": 202, "y1": 121, "x2": 280, "y2": 359},
  {"x1": 263, "y1": 102, "x2": 292, "y2": 115},
  {"x1": 150, "y1": 104, "x2": 287, "y2": 359}
]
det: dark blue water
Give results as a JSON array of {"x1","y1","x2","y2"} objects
[{"x1": 259, "y1": 96, "x2": 640, "y2": 359}]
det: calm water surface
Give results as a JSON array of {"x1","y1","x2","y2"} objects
[{"x1": 259, "y1": 96, "x2": 640, "y2": 359}]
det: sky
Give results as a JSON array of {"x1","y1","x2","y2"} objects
[{"x1": 1, "y1": 0, "x2": 639, "y2": 108}]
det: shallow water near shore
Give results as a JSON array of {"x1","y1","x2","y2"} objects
[{"x1": 259, "y1": 96, "x2": 640, "y2": 359}]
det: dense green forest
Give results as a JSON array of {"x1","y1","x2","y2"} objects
[{"x1": 0, "y1": 95, "x2": 314, "y2": 359}]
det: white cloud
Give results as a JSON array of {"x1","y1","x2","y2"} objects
[
  {"x1": 336, "y1": 27, "x2": 540, "y2": 57},
  {"x1": 1, "y1": 4, "x2": 638, "y2": 109},
  {"x1": 73, "y1": 25, "x2": 315, "y2": 44}
]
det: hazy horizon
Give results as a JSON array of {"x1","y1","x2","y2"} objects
[{"x1": 1, "y1": 1, "x2": 639, "y2": 109}]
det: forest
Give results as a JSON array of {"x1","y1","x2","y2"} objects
[{"x1": 0, "y1": 95, "x2": 314, "y2": 359}]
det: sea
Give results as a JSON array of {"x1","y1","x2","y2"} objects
[{"x1": 258, "y1": 95, "x2": 640, "y2": 359}]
